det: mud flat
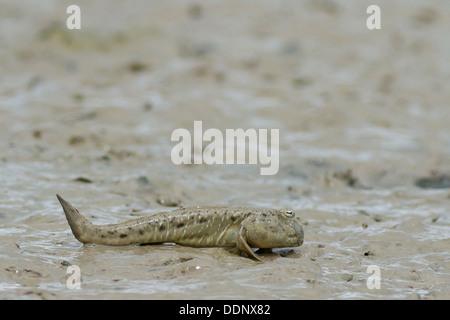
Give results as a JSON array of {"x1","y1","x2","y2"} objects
[{"x1": 0, "y1": 0, "x2": 449, "y2": 299}]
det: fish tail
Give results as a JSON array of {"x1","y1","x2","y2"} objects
[{"x1": 56, "y1": 194, "x2": 96, "y2": 244}]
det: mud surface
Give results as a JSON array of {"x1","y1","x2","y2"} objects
[{"x1": 0, "y1": 0, "x2": 449, "y2": 299}]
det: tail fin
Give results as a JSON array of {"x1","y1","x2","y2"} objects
[{"x1": 56, "y1": 194, "x2": 94, "y2": 244}]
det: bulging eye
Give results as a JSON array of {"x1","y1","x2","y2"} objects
[{"x1": 284, "y1": 210, "x2": 294, "y2": 218}]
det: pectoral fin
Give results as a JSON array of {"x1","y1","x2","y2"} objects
[{"x1": 237, "y1": 227, "x2": 263, "y2": 262}]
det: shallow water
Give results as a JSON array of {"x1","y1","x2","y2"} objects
[{"x1": 0, "y1": 0, "x2": 449, "y2": 299}]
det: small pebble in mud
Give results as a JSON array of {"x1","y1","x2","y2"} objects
[
  {"x1": 292, "y1": 77, "x2": 312, "y2": 88},
  {"x1": 98, "y1": 154, "x2": 111, "y2": 162},
  {"x1": 6, "y1": 267, "x2": 42, "y2": 278},
  {"x1": 128, "y1": 60, "x2": 148, "y2": 73},
  {"x1": 309, "y1": 0, "x2": 340, "y2": 14},
  {"x1": 341, "y1": 273, "x2": 353, "y2": 282},
  {"x1": 412, "y1": 7, "x2": 438, "y2": 26},
  {"x1": 72, "y1": 93, "x2": 85, "y2": 102},
  {"x1": 73, "y1": 177, "x2": 93, "y2": 184},
  {"x1": 187, "y1": 3, "x2": 203, "y2": 19},
  {"x1": 61, "y1": 260, "x2": 71, "y2": 266},
  {"x1": 156, "y1": 195, "x2": 181, "y2": 207},
  {"x1": 415, "y1": 172, "x2": 450, "y2": 189},
  {"x1": 32, "y1": 130, "x2": 42, "y2": 139},
  {"x1": 23, "y1": 269, "x2": 42, "y2": 277},
  {"x1": 358, "y1": 209, "x2": 369, "y2": 216},
  {"x1": 142, "y1": 102, "x2": 153, "y2": 112},
  {"x1": 362, "y1": 223, "x2": 368, "y2": 229},
  {"x1": 68, "y1": 136, "x2": 86, "y2": 145},
  {"x1": 281, "y1": 41, "x2": 301, "y2": 55},
  {"x1": 278, "y1": 249, "x2": 300, "y2": 258},
  {"x1": 372, "y1": 214, "x2": 385, "y2": 222},
  {"x1": 136, "y1": 176, "x2": 150, "y2": 186}
]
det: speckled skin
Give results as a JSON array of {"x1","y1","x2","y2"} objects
[{"x1": 56, "y1": 195, "x2": 304, "y2": 261}]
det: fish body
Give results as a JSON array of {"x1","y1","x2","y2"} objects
[{"x1": 56, "y1": 195, "x2": 304, "y2": 261}]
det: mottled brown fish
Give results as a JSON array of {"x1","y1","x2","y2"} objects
[{"x1": 56, "y1": 194, "x2": 304, "y2": 261}]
